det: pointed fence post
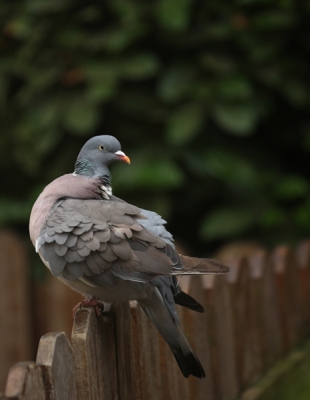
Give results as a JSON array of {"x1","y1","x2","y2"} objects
[
  {"x1": 273, "y1": 246, "x2": 303, "y2": 351},
  {"x1": 203, "y1": 274, "x2": 239, "y2": 400},
  {"x1": 181, "y1": 275, "x2": 215, "y2": 400},
  {"x1": 0, "y1": 231, "x2": 33, "y2": 391},
  {"x1": 296, "y1": 240, "x2": 310, "y2": 339},
  {"x1": 5, "y1": 362, "x2": 45, "y2": 400},
  {"x1": 129, "y1": 303, "x2": 163, "y2": 400},
  {"x1": 36, "y1": 332, "x2": 77, "y2": 400},
  {"x1": 227, "y1": 257, "x2": 255, "y2": 390},
  {"x1": 71, "y1": 308, "x2": 118, "y2": 400}
]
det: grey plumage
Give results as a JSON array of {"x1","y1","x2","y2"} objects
[{"x1": 29, "y1": 135, "x2": 229, "y2": 379}]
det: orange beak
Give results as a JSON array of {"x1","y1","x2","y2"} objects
[{"x1": 114, "y1": 150, "x2": 131, "y2": 164}]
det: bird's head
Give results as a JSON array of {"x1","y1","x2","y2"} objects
[{"x1": 74, "y1": 135, "x2": 130, "y2": 178}]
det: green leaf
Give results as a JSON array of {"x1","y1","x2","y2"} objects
[
  {"x1": 157, "y1": 65, "x2": 196, "y2": 103},
  {"x1": 165, "y1": 104, "x2": 205, "y2": 145},
  {"x1": 203, "y1": 148, "x2": 258, "y2": 185},
  {"x1": 216, "y1": 77, "x2": 253, "y2": 101},
  {"x1": 212, "y1": 103, "x2": 259, "y2": 135},
  {"x1": 200, "y1": 208, "x2": 254, "y2": 240},
  {"x1": 155, "y1": 0, "x2": 193, "y2": 31},
  {"x1": 294, "y1": 201, "x2": 310, "y2": 229},
  {"x1": 112, "y1": 154, "x2": 185, "y2": 190},
  {"x1": 253, "y1": 12, "x2": 295, "y2": 29},
  {"x1": 274, "y1": 176, "x2": 309, "y2": 200},
  {"x1": 62, "y1": 96, "x2": 100, "y2": 134},
  {"x1": 121, "y1": 54, "x2": 160, "y2": 80},
  {"x1": 259, "y1": 207, "x2": 286, "y2": 229},
  {"x1": 0, "y1": 198, "x2": 32, "y2": 225}
]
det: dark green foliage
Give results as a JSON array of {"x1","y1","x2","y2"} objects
[{"x1": 1, "y1": 0, "x2": 310, "y2": 255}]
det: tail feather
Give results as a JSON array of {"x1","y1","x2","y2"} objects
[
  {"x1": 172, "y1": 347, "x2": 205, "y2": 378},
  {"x1": 138, "y1": 286, "x2": 205, "y2": 378},
  {"x1": 174, "y1": 290, "x2": 204, "y2": 313},
  {"x1": 176, "y1": 255, "x2": 229, "y2": 275}
]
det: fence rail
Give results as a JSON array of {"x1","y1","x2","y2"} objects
[{"x1": 1, "y1": 231, "x2": 310, "y2": 399}]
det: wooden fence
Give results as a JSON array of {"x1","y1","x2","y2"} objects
[{"x1": 1, "y1": 230, "x2": 310, "y2": 399}]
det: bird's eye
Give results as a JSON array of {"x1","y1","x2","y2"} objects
[{"x1": 98, "y1": 145, "x2": 105, "y2": 151}]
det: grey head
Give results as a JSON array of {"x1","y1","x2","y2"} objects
[{"x1": 74, "y1": 135, "x2": 130, "y2": 180}]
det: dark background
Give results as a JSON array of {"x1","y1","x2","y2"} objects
[{"x1": 1, "y1": 0, "x2": 310, "y2": 277}]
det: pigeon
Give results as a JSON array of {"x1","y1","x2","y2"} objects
[{"x1": 29, "y1": 135, "x2": 229, "y2": 379}]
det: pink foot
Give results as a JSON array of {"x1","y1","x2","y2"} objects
[{"x1": 73, "y1": 296, "x2": 104, "y2": 318}]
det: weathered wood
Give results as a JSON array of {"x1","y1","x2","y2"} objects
[
  {"x1": 36, "y1": 332, "x2": 77, "y2": 400},
  {"x1": 273, "y1": 246, "x2": 302, "y2": 351},
  {"x1": 256, "y1": 252, "x2": 283, "y2": 367},
  {"x1": 227, "y1": 257, "x2": 259, "y2": 390},
  {"x1": 5, "y1": 362, "x2": 45, "y2": 400},
  {"x1": 0, "y1": 232, "x2": 33, "y2": 392},
  {"x1": 71, "y1": 308, "x2": 118, "y2": 400},
  {"x1": 181, "y1": 276, "x2": 214, "y2": 400},
  {"x1": 203, "y1": 274, "x2": 238, "y2": 400},
  {"x1": 129, "y1": 304, "x2": 162, "y2": 400},
  {"x1": 113, "y1": 303, "x2": 137, "y2": 400},
  {"x1": 296, "y1": 240, "x2": 310, "y2": 339},
  {"x1": 247, "y1": 251, "x2": 266, "y2": 377}
]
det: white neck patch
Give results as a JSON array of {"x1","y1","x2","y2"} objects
[{"x1": 101, "y1": 184, "x2": 112, "y2": 199}]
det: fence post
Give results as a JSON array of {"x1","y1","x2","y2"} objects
[
  {"x1": 180, "y1": 276, "x2": 214, "y2": 400},
  {"x1": 5, "y1": 362, "x2": 45, "y2": 400},
  {"x1": 36, "y1": 332, "x2": 77, "y2": 400},
  {"x1": 296, "y1": 240, "x2": 310, "y2": 339},
  {"x1": 203, "y1": 274, "x2": 238, "y2": 400},
  {"x1": 71, "y1": 308, "x2": 118, "y2": 400},
  {"x1": 0, "y1": 231, "x2": 33, "y2": 391}
]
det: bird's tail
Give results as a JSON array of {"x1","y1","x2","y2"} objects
[
  {"x1": 138, "y1": 287, "x2": 205, "y2": 378},
  {"x1": 175, "y1": 255, "x2": 229, "y2": 275}
]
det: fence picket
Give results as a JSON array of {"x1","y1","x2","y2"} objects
[
  {"x1": 71, "y1": 308, "x2": 118, "y2": 400},
  {"x1": 0, "y1": 232, "x2": 33, "y2": 391},
  {"x1": 181, "y1": 276, "x2": 214, "y2": 400},
  {"x1": 36, "y1": 332, "x2": 77, "y2": 400},
  {"x1": 203, "y1": 274, "x2": 238, "y2": 400},
  {"x1": 5, "y1": 362, "x2": 45, "y2": 400},
  {"x1": 273, "y1": 246, "x2": 302, "y2": 351},
  {"x1": 296, "y1": 240, "x2": 310, "y2": 339}
]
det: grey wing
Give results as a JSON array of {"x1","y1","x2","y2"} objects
[
  {"x1": 37, "y1": 198, "x2": 182, "y2": 288},
  {"x1": 138, "y1": 208, "x2": 174, "y2": 248}
]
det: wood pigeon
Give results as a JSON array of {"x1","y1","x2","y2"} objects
[{"x1": 29, "y1": 135, "x2": 229, "y2": 379}]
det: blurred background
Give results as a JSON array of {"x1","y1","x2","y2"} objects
[{"x1": 1, "y1": 0, "x2": 310, "y2": 394}]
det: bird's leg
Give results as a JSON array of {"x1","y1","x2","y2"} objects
[{"x1": 73, "y1": 296, "x2": 105, "y2": 318}]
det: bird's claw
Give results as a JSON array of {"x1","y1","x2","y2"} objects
[{"x1": 73, "y1": 296, "x2": 104, "y2": 318}]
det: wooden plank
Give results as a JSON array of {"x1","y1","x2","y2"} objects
[
  {"x1": 181, "y1": 276, "x2": 214, "y2": 400},
  {"x1": 273, "y1": 246, "x2": 302, "y2": 351},
  {"x1": 0, "y1": 231, "x2": 33, "y2": 392},
  {"x1": 129, "y1": 304, "x2": 163, "y2": 400},
  {"x1": 5, "y1": 362, "x2": 45, "y2": 400},
  {"x1": 227, "y1": 257, "x2": 259, "y2": 390},
  {"x1": 36, "y1": 332, "x2": 77, "y2": 400},
  {"x1": 203, "y1": 274, "x2": 239, "y2": 400},
  {"x1": 71, "y1": 308, "x2": 118, "y2": 400},
  {"x1": 113, "y1": 303, "x2": 137, "y2": 400},
  {"x1": 247, "y1": 251, "x2": 267, "y2": 376},
  {"x1": 256, "y1": 252, "x2": 283, "y2": 367},
  {"x1": 128, "y1": 303, "x2": 144, "y2": 400},
  {"x1": 296, "y1": 240, "x2": 310, "y2": 339}
]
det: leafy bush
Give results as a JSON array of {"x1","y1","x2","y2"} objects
[{"x1": 1, "y1": 0, "x2": 310, "y2": 255}]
